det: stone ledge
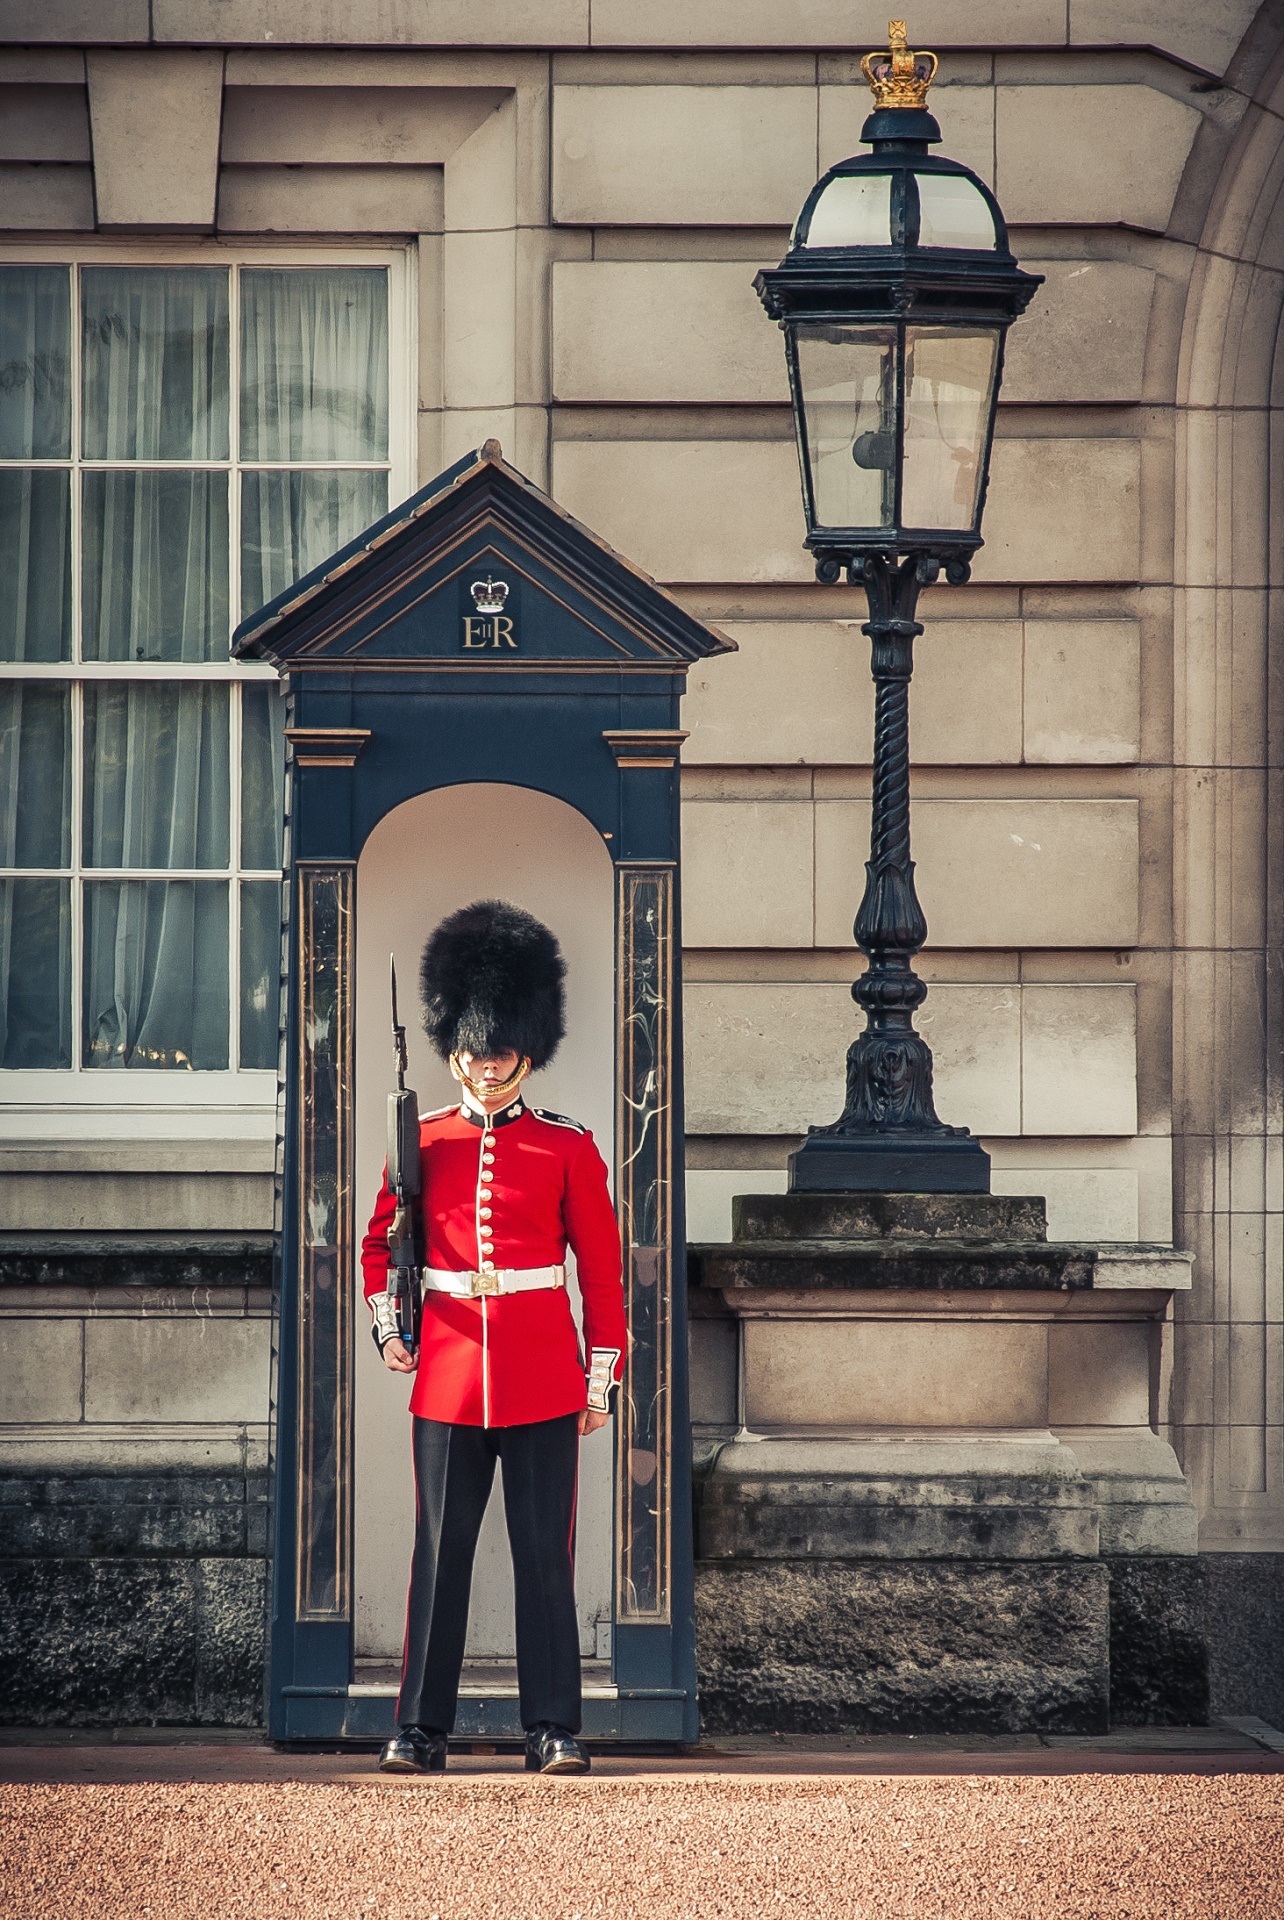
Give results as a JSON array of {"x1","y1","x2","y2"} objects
[{"x1": 0, "y1": 1237, "x2": 275, "y2": 1289}]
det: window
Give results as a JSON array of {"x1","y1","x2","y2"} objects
[{"x1": 0, "y1": 255, "x2": 398, "y2": 1092}]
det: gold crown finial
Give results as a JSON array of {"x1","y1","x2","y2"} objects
[{"x1": 860, "y1": 20, "x2": 938, "y2": 110}]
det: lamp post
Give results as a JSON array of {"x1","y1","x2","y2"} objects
[{"x1": 756, "y1": 20, "x2": 1042, "y2": 1195}]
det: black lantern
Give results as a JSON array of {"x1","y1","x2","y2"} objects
[{"x1": 756, "y1": 22, "x2": 1042, "y2": 1194}]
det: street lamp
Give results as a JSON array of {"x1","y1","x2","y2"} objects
[{"x1": 756, "y1": 20, "x2": 1042, "y2": 1195}]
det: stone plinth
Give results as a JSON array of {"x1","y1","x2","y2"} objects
[{"x1": 690, "y1": 1190, "x2": 1197, "y2": 1734}]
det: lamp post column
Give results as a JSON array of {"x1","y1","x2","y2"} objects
[{"x1": 789, "y1": 550, "x2": 989, "y2": 1191}]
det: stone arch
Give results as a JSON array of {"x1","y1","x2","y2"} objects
[{"x1": 1167, "y1": 14, "x2": 1284, "y2": 1551}]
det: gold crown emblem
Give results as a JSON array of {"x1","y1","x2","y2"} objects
[
  {"x1": 860, "y1": 20, "x2": 938, "y2": 110},
  {"x1": 470, "y1": 575, "x2": 509, "y2": 614}
]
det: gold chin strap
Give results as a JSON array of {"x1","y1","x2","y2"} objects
[{"x1": 449, "y1": 1053, "x2": 531, "y2": 1107}]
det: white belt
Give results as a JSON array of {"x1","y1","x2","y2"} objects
[{"x1": 420, "y1": 1264, "x2": 565, "y2": 1299}]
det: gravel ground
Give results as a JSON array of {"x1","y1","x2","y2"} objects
[{"x1": 3, "y1": 1774, "x2": 1283, "y2": 1920}]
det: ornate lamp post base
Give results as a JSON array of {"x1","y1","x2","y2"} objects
[{"x1": 788, "y1": 552, "x2": 991, "y2": 1197}]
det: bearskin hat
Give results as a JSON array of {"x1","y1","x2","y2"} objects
[{"x1": 419, "y1": 899, "x2": 566, "y2": 1069}]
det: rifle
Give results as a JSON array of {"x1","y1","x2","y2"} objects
[{"x1": 384, "y1": 954, "x2": 423, "y2": 1351}]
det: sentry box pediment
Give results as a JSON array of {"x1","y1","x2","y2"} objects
[{"x1": 233, "y1": 438, "x2": 735, "y2": 675}]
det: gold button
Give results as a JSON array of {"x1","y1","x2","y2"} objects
[
  {"x1": 479, "y1": 1186, "x2": 492, "y2": 1198},
  {"x1": 480, "y1": 1208, "x2": 492, "y2": 1219},
  {"x1": 482, "y1": 1153, "x2": 495, "y2": 1165}
]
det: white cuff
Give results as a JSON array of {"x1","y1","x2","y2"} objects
[{"x1": 586, "y1": 1346, "x2": 622, "y2": 1414}]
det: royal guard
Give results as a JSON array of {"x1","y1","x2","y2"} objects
[{"x1": 363, "y1": 899, "x2": 627, "y2": 1776}]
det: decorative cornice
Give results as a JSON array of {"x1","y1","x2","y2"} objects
[
  {"x1": 285, "y1": 727, "x2": 372, "y2": 767},
  {"x1": 602, "y1": 729, "x2": 689, "y2": 769}
]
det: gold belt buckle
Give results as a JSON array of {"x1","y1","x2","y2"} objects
[{"x1": 470, "y1": 1269, "x2": 500, "y2": 1297}]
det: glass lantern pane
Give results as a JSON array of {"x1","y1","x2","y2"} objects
[
  {"x1": 915, "y1": 173, "x2": 998, "y2": 250},
  {"x1": 901, "y1": 328, "x2": 999, "y2": 531},
  {"x1": 799, "y1": 174, "x2": 893, "y2": 249},
  {"x1": 795, "y1": 325, "x2": 897, "y2": 530}
]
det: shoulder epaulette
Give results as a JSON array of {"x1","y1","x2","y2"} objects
[
  {"x1": 533, "y1": 1107, "x2": 587, "y2": 1135},
  {"x1": 422, "y1": 1104, "x2": 457, "y2": 1122}
]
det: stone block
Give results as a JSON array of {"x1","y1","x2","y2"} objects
[
  {"x1": 681, "y1": 800, "x2": 813, "y2": 947},
  {"x1": 83, "y1": 1318, "x2": 271, "y2": 1426},
  {"x1": 551, "y1": 260, "x2": 786, "y2": 405},
  {"x1": 0, "y1": 1320, "x2": 82, "y2": 1424},
  {"x1": 0, "y1": 1, "x2": 147, "y2": 39},
  {"x1": 1069, "y1": 3, "x2": 1259, "y2": 80},
  {"x1": 731, "y1": 1190, "x2": 1047, "y2": 1245},
  {"x1": 681, "y1": 619, "x2": 1023, "y2": 766},
  {"x1": 686, "y1": 1168, "x2": 788, "y2": 1244},
  {"x1": 0, "y1": 1471, "x2": 266, "y2": 1558},
  {"x1": 1204, "y1": 1551, "x2": 1284, "y2": 1725},
  {"x1": 217, "y1": 165, "x2": 443, "y2": 234},
  {"x1": 977, "y1": 438, "x2": 1141, "y2": 583},
  {"x1": 813, "y1": 799, "x2": 1140, "y2": 948},
  {"x1": 443, "y1": 92, "x2": 521, "y2": 232},
  {"x1": 0, "y1": 1556, "x2": 198, "y2": 1725},
  {"x1": 1023, "y1": 620, "x2": 1141, "y2": 763},
  {"x1": 553, "y1": 85, "x2": 817, "y2": 226},
  {"x1": 698, "y1": 1436, "x2": 1098, "y2": 1562},
  {"x1": 1107, "y1": 1555, "x2": 1209, "y2": 1726},
  {"x1": 1066, "y1": 1431, "x2": 1199, "y2": 1557},
  {"x1": 552, "y1": 439, "x2": 809, "y2": 584},
  {"x1": 1004, "y1": 263, "x2": 1154, "y2": 407},
  {"x1": 996, "y1": 85, "x2": 1202, "y2": 231},
  {"x1": 154, "y1": 0, "x2": 586, "y2": 37},
  {"x1": 87, "y1": 49, "x2": 223, "y2": 229},
  {"x1": 0, "y1": 84, "x2": 91, "y2": 162},
  {"x1": 1022, "y1": 985, "x2": 1138, "y2": 1136},
  {"x1": 689, "y1": 1318, "x2": 738, "y2": 1428},
  {"x1": 1048, "y1": 1322, "x2": 1152, "y2": 1427},
  {"x1": 220, "y1": 84, "x2": 504, "y2": 166},
  {"x1": 694, "y1": 1559, "x2": 1110, "y2": 1733},
  {"x1": 821, "y1": 80, "x2": 994, "y2": 184},
  {"x1": 0, "y1": 1171, "x2": 274, "y2": 1232},
  {"x1": 742, "y1": 1319, "x2": 1048, "y2": 1429},
  {"x1": 0, "y1": 1554, "x2": 265, "y2": 1726},
  {"x1": 991, "y1": 1167, "x2": 1140, "y2": 1242},
  {"x1": 444, "y1": 229, "x2": 517, "y2": 408},
  {"x1": 194, "y1": 1558, "x2": 266, "y2": 1725},
  {"x1": 589, "y1": 2, "x2": 1067, "y2": 46},
  {"x1": 683, "y1": 980, "x2": 1022, "y2": 1137},
  {"x1": 0, "y1": 162, "x2": 94, "y2": 229}
]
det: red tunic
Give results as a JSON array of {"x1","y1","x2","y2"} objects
[{"x1": 361, "y1": 1097, "x2": 627, "y2": 1427}]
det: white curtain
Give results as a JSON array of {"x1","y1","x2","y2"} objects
[
  {"x1": 239, "y1": 268, "x2": 388, "y2": 617},
  {"x1": 81, "y1": 267, "x2": 228, "y2": 461},
  {"x1": 239, "y1": 268, "x2": 387, "y2": 462},
  {"x1": 81, "y1": 682, "x2": 230, "y2": 1070},
  {"x1": 0, "y1": 267, "x2": 71, "y2": 663},
  {"x1": 0, "y1": 682, "x2": 70, "y2": 1066}
]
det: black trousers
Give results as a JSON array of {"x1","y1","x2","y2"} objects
[{"x1": 396, "y1": 1412, "x2": 582, "y2": 1734}]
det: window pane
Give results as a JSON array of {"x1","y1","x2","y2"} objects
[
  {"x1": 240, "y1": 268, "x2": 388, "y2": 462},
  {"x1": 240, "y1": 468, "x2": 387, "y2": 617},
  {"x1": 0, "y1": 265, "x2": 70, "y2": 459},
  {"x1": 0, "y1": 878, "x2": 70, "y2": 1067},
  {"x1": 795, "y1": 324, "x2": 897, "y2": 530},
  {"x1": 83, "y1": 682, "x2": 230, "y2": 869},
  {"x1": 0, "y1": 683, "x2": 70, "y2": 868},
  {"x1": 240, "y1": 880, "x2": 281, "y2": 1070},
  {"x1": 84, "y1": 879, "x2": 228, "y2": 1069},
  {"x1": 901, "y1": 327, "x2": 998, "y2": 532},
  {"x1": 0, "y1": 469, "x2": 71, "y2": 662},
  {"x1": 82, "y1": 469, "x2": 229, "y2": 661},
  {"x1": 241, "y1": 682, "x2": 286, "y2": 870},
  {"x1": 82, "y1": 267, "x2": 230, "y2": 462}
]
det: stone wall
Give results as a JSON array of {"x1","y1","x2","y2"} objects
[{"x1": 0, "y1": 1214, "x2": 273, "y2": 1727}]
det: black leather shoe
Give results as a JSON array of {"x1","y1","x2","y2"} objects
[
  {"x1": 378, "y1": 1727, "x2": 447, "y2": 1774},
  {"x1": 524, "y1": 1724, "x2": 590, "y2": 1774}
]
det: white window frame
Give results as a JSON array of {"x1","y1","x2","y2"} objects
[{"x1": 0, "y1": 240, "x2": 415, "y2": 1140}]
